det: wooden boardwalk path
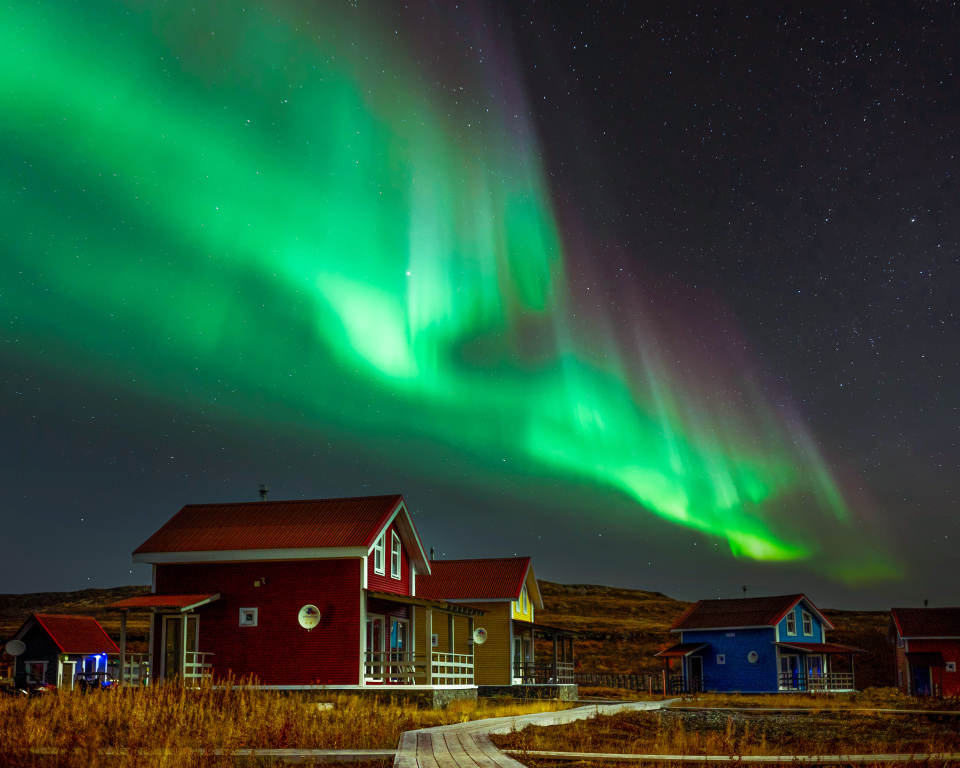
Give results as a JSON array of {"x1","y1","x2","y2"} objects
[{"x1": 394, "y1": 700, "x2": 676, "y2": 768}]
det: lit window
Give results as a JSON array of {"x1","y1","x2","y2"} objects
[
  {"x1": 786, "y1": 612, "x2": 796, "y2": 635},
  {"x1": 373, "y1": 533, "x2": 385, "y2": 575},
  {"x1": 802, "y1": 610, "x2": 813, "y2": 636},
  {"x1": 239, "y1": 608, "x2": 258, "y2": 627},
  {"x1": 391, "y1": 531, "x2": 401, "y2": 579}
]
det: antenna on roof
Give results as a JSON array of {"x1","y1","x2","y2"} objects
[
  {"x1": 258, "y1": 484, "x2": 269, "y2": 501},
  {"x1": 742, "y1": 585, "x2": 747, "y2": 597}
]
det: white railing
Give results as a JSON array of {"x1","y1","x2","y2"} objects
[
  {"x1": 184, "y1": 652, "x2": 214, "y2": 683},
  {"x1": 109, "y1": 655, "x2": 150, "y2": 686},
  {"x1": 364, "y1": 651, "x2": 474, "y2": 686},
  {"x1": 779, "y1": 671, "x2": 854, "y2": 692},
  {"x1": 513, "y1": 661, "x2": 576, "y2": 685}
]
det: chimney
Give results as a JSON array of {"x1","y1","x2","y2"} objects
[
  {"x1": 430, "y1": 547, "x2": 435, "y2": 561},
  {"x1": 742, "y1": 585, "x2": 748, "y2": 598},
  {"x1": 258, "y1": 484, "x2": 269, "y2": 501},
  {"x1": 924, "y1": 599, "x2": 929, "y2": 608}
]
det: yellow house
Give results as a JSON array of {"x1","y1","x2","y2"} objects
[{"x1": 415, "y1": 557, "x2": 576, "y2": 693}]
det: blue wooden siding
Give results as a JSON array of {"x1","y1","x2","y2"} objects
[
  {"x1": 775, "y1": 603, "x2": 824, "y2": 642},
  {"x1": 680, "y1": 628, "x2": 779, "y2": 692}
]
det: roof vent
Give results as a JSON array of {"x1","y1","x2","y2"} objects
[{"x1": 258, "y1": 484, "x2": 269, "y2": 501}]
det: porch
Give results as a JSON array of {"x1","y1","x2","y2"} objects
[
  {"x1": 775, "y1": 641, "x2": 862, "y2": 693},
  {"x1": 109, "y1": 593, "x2": 220, "y2": 686},
  {"x1": 364, "y1": 590, "x2": 485, "y2": 689}
]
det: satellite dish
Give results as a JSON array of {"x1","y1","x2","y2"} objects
[
  {"x1": 298, "y1": 605, "x2": 321, "y2": 631},
  {"x1": 4, "y1": 640, "x2": 26, "y2": 657},
  {"x1": 472, "y1": 628, "x2": 487, "y2": 645}
]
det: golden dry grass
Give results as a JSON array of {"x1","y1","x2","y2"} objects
[
  {"x1": 492, "y1": 706, "x2": 960, "y2": 767},
  {"x1": 0, "y1": 681, "x2": 571, "y2": 767}
]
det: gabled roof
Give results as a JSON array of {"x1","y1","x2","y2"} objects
[
  {"x1": 132, "y1": 494, "x2": 431, "y2": 574},
  {"x1": 891, "y1": 607, "x2": 960, "y2": 639},
  {"x1": 671, "y1": 594, "x2": 833, "y2": 632},
  {"x1": 415, "y1": 557, "x2": 543, "y2": 609},
  {"x1": 15, "y1": 614, "x2": 119, "y2": 655}
]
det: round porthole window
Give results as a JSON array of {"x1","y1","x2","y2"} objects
[{"x1": 747, "y1": 651, "x2": 758, "y2": 663}]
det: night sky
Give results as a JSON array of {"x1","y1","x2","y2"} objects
[{"x1": 2, "y1": 1, "x2": 957, "y2": 610}]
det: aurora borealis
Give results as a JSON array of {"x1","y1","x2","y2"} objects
[{"x1": 7, "y1": 1, "x2": 954, "y2": 605}]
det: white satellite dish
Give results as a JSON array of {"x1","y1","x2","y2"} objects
[
  {"x1": 4, "y1": 640, "x2": 26, "y2": 657},
  {"x1": 298, "y1": 605, "x2": 321, "y2": 631},
  {"x1": 472, "y1": 627, "x2": 487, "y2": 645}
]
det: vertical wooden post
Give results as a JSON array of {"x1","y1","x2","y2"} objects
[
  {"x1": 425, "y1": 608, "x2": 433, "y2": 686},
  {"x1": 468, "y1": 616, "x2": 475, "y2": 686},
  {"x1": 119, "y1": 611, "x2": 127, "y2": 686},
  {"x1": 552, "y1": 633, "x2": 559, "y2": 681}
]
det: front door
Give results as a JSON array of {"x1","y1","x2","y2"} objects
[
  {"x1": 912, "y1": 665, "x2": 932, "y2": 696},
  {"x1": 687, "y1": 655, "x2": 703, "y2": 692},
  {"x1": 779, "y1": 655, "x2": 800, "y2": 689},
  {"x1": 389, "y1": 618, "x2": 409, "y2": 681},
  {"x1": 162, "y1": 615, "x2": 199, "y2": 681},
  {"x1": 365, "y1": 615, "x2": 385, "y2": 679}
]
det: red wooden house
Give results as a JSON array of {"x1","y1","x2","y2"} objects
[
  {"x1": 111, "y1": 495, "x2": 483, "y2": 700},
  {"x1": 890, "y1": 607, "x2": 960, "y2": 696}
]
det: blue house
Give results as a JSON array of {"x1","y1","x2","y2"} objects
[{"x1": 656, "y1": 594, "x2": 861, "y2": 693}]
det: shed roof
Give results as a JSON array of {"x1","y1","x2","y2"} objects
[
  {"x1": 891, "y1": 607, "x2": 960, "y2": 639},
  {"x1": 16, "y1": 614, "x2": 119, "y2": 655},
  {"x1": 131, "y1": 495, "x2": 431, "y2": 574},
  {"x1": 670, "y1": 594, "x2": 833, "y2": 631},
  {"x1": 655, "y1": 642, "x2": 708, "y2": 658},
  {"x1": 414, "y1": 557, "x2": 543, "y2": 608},
  {"x1": 775, "y1": 642, "x2": 863, "y2": 654},
  {"x1": 109, "y1": 594, "x2": 219, "y2": 612}
]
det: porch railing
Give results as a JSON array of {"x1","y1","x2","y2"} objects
[
  {"x1": 184, "y1": 652, "x2": 214, "y2": 684},
  {"x1": 364, "y1": 651, "x2": 474, "y2": 686},
  {"x1": 778, "y1": 671, "x2": 854, "y2": 692},
  {"x1": 513, "y1": 661, "x2": 576, "y2": 685},
  {"x1": 108, "y1": 654, "x2": 150, "y2": 686}
]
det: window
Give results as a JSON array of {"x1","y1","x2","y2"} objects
[
  {"x1": 515, "y1": 585, "x2": 528, "y2": 614},
  {"x1": 522, "y1": 585, "x2": 528, "y2": 612},
  {"x1": 786, "y1": 612, "x2": 797, "y2": 635},
  {"x1": 947, "y1": 662, "x2": 957, "y2": 672},
  {"x1": 802, "y1": 610, "x2": 813, "y2": 636},
  {"x1": 717, "y1": 654, "x2": 726, "y2": 665},
  {"x1": 390, "y1": 531, "x2": 401, "y2": 579},
  {"x1": 239, "y1": 608, "x2": 258, "y2": 627},
  {"x1": 373, "y1": 533, "x2": 385, "y2": 575}
]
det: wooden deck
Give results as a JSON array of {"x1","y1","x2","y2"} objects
[{"x1": 394, "y1": 700, "x2": 676, "y2": 768}]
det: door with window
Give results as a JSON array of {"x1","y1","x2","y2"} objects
[
  {"x1": 366, "y1": 615, "x2": 385, "y2": 680},
  {"x1": 687, "y1": 655, "x2": 703, "y2": 693},
  {"x1": 162, "y1": 615, "x2": 199, "y2": 681},
  {"x1": 779, "y1": 654, "x2": 800, "y2": 689},
  {"x1": 389, "y1": 618, "x2": 409, "y2": 681}
]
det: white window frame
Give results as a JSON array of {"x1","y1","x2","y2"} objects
[
  {"x1": 717, "y1": 654, "x2": 726, "y2": 665},
  {"x1": 373, "y1": 533, "x2": 385, "y2": 575},
  {"x1": 786, "y1": 612, "x2": 797, "y2": 636},
  {"x1": 802, "y1": 610, "x2": 813, "y2": 636},
  {"x1": 522, "y1": 584, "x2": 528, "y2": 612},
  {"x1": 947, "y1": 662, "x2": 957, "y2": 672},
  {"x1": 239, "y1": 607, "x2": 258, "y2": 627},
  {"x1": 390, "y1": 531, "x2": 401, "y2": 579}
]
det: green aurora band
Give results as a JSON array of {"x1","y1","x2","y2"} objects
[{"x1": 1, "y1": 2, "x2": 897, "y2": 583}]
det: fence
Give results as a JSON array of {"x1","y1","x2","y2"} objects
[
  {"x1": 575, "y1": 672, "x2": 686, "y2": 694},
  {"x1": 364, "y1": 651, "x2": 474, "y2": 686}
]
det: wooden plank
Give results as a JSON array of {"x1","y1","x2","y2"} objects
[
  {"x1": 429, "y1": 730, "x2": 458, "y2": 768},
  {"x1": 453, "y1": 732, "x2": 501, "y2": 768},
  {"x1": 394, "y1": 731, "x2": 420, "y2": 768},
  {"x1": 440, "y1": 732, "x2": 480, "y2": 768},
  {"x1": 469, "y1": 732, "x2": 530, "y2": 768}
]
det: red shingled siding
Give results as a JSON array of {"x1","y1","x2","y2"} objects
[
  {"x1": 366, "y1": 522, "x2": 411, "y2": 595},
  {"x1": 154, "y1": 559, "x2": 361, "y2": 686}
]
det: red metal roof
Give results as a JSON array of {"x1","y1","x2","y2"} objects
[
  {"x1": 416, "y1": 558, "x2": 531, "y2": 601},
  {"x1": 891, "y1": 607, "x2": 960, "y2": 638},
  {"x1": 776, "y1": 642, "x2": 863, "y2": 654},
  {"x1": 671, "y1": 594, "x2": 832, "y2": 631},
  {"x1": 655, "y1": 642, "x2": 708, "y2": 658},
  {"x1": 28, "y1": 615, "x2": 119, "y2": 655},
  {"x1": 133, "y1": 495, "x2": 404, "y2": 554},
  {"x1": 109, "y1": 594, "x2": 219, "y2": 611}
]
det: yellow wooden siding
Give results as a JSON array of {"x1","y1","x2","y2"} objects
[
  {"x1": 411, "y1": 603, "x2": 513, "y2": 685},
  {"x1": 511, "y1": 585, "x2": 533, "y2": 622}
]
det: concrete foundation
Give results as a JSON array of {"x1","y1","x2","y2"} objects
[{"x1": 478, "y1": 684, "x2": 579, "y2": 701}]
